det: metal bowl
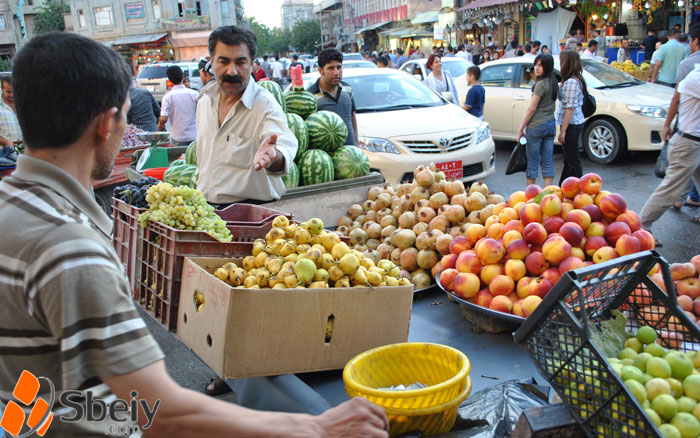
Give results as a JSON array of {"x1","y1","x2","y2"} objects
[{"x1": 135, "y1": 131, "x2": 170, "y2": 143}]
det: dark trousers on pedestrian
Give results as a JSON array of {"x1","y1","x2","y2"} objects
[{"x1": 558, "y1": 123, "x2": 584, "y2": 186}]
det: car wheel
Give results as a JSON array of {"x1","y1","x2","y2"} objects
[{"x1": 584, "y1": 119, "x2": 626, "y2": 164}]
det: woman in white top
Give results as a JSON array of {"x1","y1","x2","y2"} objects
[{"x1": 424, "y1": 54, "x2": 460, "y2": 106}]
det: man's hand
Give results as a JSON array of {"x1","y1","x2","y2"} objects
[
  {"x1": 314, "y1": 397, "x2": 389, "y2": 438},
  {"x1": 254, "y1": 134, "x2": 280, "y2": 171},
  {"x1": 663, "y1": 124, "x2": 672, "y2": 142}
]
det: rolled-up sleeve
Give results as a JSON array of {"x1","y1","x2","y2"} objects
[
  {"x1": 560, "y1": 80, "x2": 578, "y2": 108},
  {"x1": 261, "y1": 102, "x2": 298, "y2": 176}
]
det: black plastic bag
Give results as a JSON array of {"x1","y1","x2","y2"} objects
[
  {"x1": 655, "y1": 141, "x2": 668, "y2": 178},
  {"x1": 505, "y1": 143, "x2": 527, "y2": 175}
]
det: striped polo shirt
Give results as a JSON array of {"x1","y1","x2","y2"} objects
[{"x1": 0, "y1": 155, "x2": 164, "y2": 436}]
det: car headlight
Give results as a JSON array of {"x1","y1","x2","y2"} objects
[
  {"x1": 626, "y1": 105, "x2": 667, "y2": 118},
  {"x1": 357, "y1": 137, "x2": 400, "y2": 154},
  {"x1": 476, "y1": 123, "x2": 491, "y2": 144}
]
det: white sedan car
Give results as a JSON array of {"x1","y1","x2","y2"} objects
[
  {"x1": 287, "y1": 69, "x2": 495, "y2": 186},
  {"x1": 399, "y1": 57, "x2": 473, "y2": 106}
]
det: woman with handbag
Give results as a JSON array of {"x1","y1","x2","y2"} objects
[
  {"x1": 516, "y1": 54, "x2": 558, "y2": 186},
  {"x1": 556, "y1": 50, "x2": 587, "y2": 185},
  {"x1": 424, "y1": 54, "x2": 460, "y2": 105}
]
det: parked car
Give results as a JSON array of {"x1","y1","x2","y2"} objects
[
  {"x1": 286, "y1": 68, "x2": 495, "y2": 186},
  {"x1": 472, "y1": 57, "x2": 673, "y2": 163},
  {"x1": 136, "y1": 61, "x2": 202, "y2": 102},
  {"x1": 343, "y1": 53, "x2": 364, "y2": 61},
  {"x1": 343, "y1": 60, "x2": 378, "y2": 69},
  {"x1": 399, "y1": 57, "x2": 473, "y2": 106}
]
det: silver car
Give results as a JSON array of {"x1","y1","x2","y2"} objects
[{"x1": 136, "y1": 61, "x2": 202, "y2": 102}]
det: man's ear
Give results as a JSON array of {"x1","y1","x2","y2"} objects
[{"x1": 95, "y1": 107, "x2": 119, "y2": 143}]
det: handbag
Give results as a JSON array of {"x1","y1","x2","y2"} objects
[
  {"x1": 655, "y1": 141, "x2": 669, "y2": 178},
  {"x1": 582, "y1": 91, "x2": 596, "y2": 118},
  {"x1": 505, "y1": 141, "x2": 527, "y2": 175}
]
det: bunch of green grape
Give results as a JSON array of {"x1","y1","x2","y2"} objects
[{"x1": 138, "y1": 182, "x2": 232, "y2": 242}]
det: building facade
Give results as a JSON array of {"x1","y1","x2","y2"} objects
[{"x1": 281, "y1": 0, "x2": 313, "y2": 31}]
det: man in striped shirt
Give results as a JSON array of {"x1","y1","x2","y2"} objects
[{"x1": 0, "y1": 31, "x2": 388, "y2": 438}]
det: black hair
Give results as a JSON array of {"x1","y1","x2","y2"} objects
[
  {"x1": 511, "y1": 40, "x2": 518, "y2": 49},
  {"x1": 13, "y1": 32, "x2": 130, "y2": 150},
  {"x1": 318, "y1": 48, "x2": 343, "y2": 68},
  {"x1": 487, "y1": 36, "x2": 492, "y2": 41},
  {"x1": 457, "y1": 44, "x2": 464, "y2": 51},
  {"x1": 166, "y1": 66, "x2": 183, "y2": 84},
  {"x1": 0, "y1": 73, "x2": 10, "y2": 87},
  {"x1": 292, "y1": 54, "x2": 299, "y2": 60},
  {"x1": 275, "y1": 55, "x2": 279, "y2": 61},
  {"x1": 533, "y1": 53, "x2": 558, "y2": 102},
  {"x1": 532, "y1": 40, "x2": 541, "y2": 48},
  {"x1": 588, "y1": 39, "x2": 598, "y2": 47},
  {"x1": 208, "y1": 25, "x2": 257, "y2": 60},
  {"x1": 397, "y1": 48, "x2": 404, "y2": 55},
  {"x1": 467, "y1": 66, "x2": 481, "y2": 81},
  {"x1": 517, "y1": 49, "x2": 525, "y2": 56},
  {"x1": 524, "y1": 44, "x2": 532, "y2": 53},
  {"x1": 263, "y1": 55, "x2": 268, "y2": 60},
  {"x1": 377, "y1": 56, "x2": 388, "y2": 66},
  {"x1": 668, "y1": 28, "x2": 680, "y2": 38},
  {"x1": 678, "y1": 33, "x2": 688, "y2": 43},
  {"x1": 690, "y1": 24, "x2": 700, "y2": 44}
]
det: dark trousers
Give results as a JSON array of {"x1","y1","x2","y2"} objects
[{"x1": 559, "y1": 123, "x2": 584, "y2": 186}]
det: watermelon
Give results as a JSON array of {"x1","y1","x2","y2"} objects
[
  {"x1": 331, "y1": 146, "x2": 370, "y2": 180},
  {"x1": 258, "y1": 80, "x2": 286, "y2": 111},
  {"x1": 185, "y1": 140, "x2": 197, "y2": 165},
  {"x1": 170, "y1": 159, "x2": 185, "y2": 167},
  {"x1": 282, "y1": 161, "x2": 300, "y2": 188},
  {"x1": 164, "y1": 163, "x2": 197, "y2": 187},
  {"x1": 298, "y1": 149, "x2": 334, "y2": 186},
  {"x1": 284, "y1": 90, "x2": 317, "y2": 119},
  {"x1": 305, "y1": 111, "x2": 348, "y2": 153},
  {"x1": 286, "y1": 113, "x2": 308, "y2": 161}
]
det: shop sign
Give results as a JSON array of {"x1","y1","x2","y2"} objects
[
  {"x1": 124, "y1": 3, "x2": 145, "y2": 21},
  {"x1": 434, "y1": 23, "x2": 445, "y2": 40},
  {"x1": 159, "y1": 15, "x2": 210, "y2": 30}
]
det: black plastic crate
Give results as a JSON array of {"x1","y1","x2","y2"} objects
[{"x1": 514, "y1": 250, "x2": 700, "y2": 438}]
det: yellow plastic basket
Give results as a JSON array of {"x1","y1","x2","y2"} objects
[{"x1": 343, "y1": 342, "x2": 471, "y2": 409}]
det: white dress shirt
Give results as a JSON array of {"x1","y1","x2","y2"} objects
[
  {"x1": 161, "y1": 84, "x2": 198, "y2": 142},
  {"x1": 195, "y1": 80, "x2": 298, "y2": 204}
]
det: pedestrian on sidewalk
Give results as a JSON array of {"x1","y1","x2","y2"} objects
[
  {"x1": 651, "y1": 28, "x2": 688, "y2": 87},
  {"x1": 158, "y1": 66, "x2": 198, "y2": 145},
  {"x1": 127, "y1": 80, "x2": 160, "y2": 132},
  {"x1": 556, "y1": 50, "x2": 586, "y2": 185}
]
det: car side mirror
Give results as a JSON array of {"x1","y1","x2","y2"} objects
[{"x1": 414, "y1": 74, "x2": 423, "y2": 81}]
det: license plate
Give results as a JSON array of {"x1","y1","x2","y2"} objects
[
  {"x1": 436, "y1": 160, "x2": 463, "y2": 180},
  {"x1": 145, "y1": 85, "x2": 155, "y2": 92}
]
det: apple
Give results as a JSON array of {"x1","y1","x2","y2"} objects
[
  {"x1": 616, "y1": 210, "x2": 642, "y2": 232},
  {"x1": 615, "y1": 234, "x2": 641, "y2": 257},
  {"x1": 439, "y1": 268, "x2": 458, "y2": 291},
  {"x1": 525, "y1": 184, "x2": 543, "y2": 201},
  {"x1": 573, "y1": 193, "x2": 594, "y2": 209},
  {"x1": 517, "y1": 277, "x2": 533, "y2": 298},
  {"x1": 561, "y1": 176, "x2": 581, "y2": 199},
  {"x1": 505, "y1": 259, "x2": 527, "y2": 282},
  {"x1": 605, "y1": 221, "x2": 632, "y2": 245},
  {"x1": 543, "y1": 216, "x2": 566, "y2": 234},
  {"x1": 581, "y1": 204, "x2": 604, "y2": 223},
  {"x1": 670, "y1": 262, "x2": 696, "y2": 281},
  {"x1": 520, "y1": 203, "x2": 543, "y2": 226},
  {"x1": 677, "y1": 277, "x2": 700, "y2": 299},
  {"x1": 579, "y1": 173, "x2": 603, "y2": 195},
  {"x1": 507, "y1": 239, "x2": 531, "y2": 260},
  {"x1": 593, "y1": 246, "x2": 618, "y2": 264},
  {"x1": 529, "y1": 277, "x2": 554, "y2": 298},
  {"x1": 508, "y1": 191, "x2": 527, "y2": 208},
  {"x1": 489, "y1": 295, "x2": 514, "y2": 313},
  {"x1": 480, "y1": 263, "x2": 505, "y2": 285},
  {"x1": 541, "y1": 194, "x2": 563, "y2": 217},
  {"x1": 453, "y1": 272, "x2": 481, "y2": 299},
  {"x1": 585, "y1": 235, "x2": 608, "y2": 256},
  {"x1": 522, "y1": 295, "x2": 543, "y2": 318},
  {"x1": 441, "y1": 253, "x2": 458, "y2": 270},
  {"x1": 586, "y1": 221, "x2": 607, "y2": 238},
  {"x1": 543, "y1": 237, "x2": 573, "y2": 265},
  {"x1": 566, "y1": 209, "x2": 592, "y2": 231},
  {"x1": 525, "y1": 251, "x2": 549, "y2": 276},
  {"x1": 559, "y1": 222, "x2": 585, "y2": 247},
  {"x1": 489, "y1": 274, "x2": 516, "y2": 296},
  {"x1": 449, "y1": 235, "x2": 471, "y2": 255},
  {"x1": 504, "y1": 219, "x2": 525, "y2": 235},
  {"x1": 475, "y1": 288, "x2": 493, "y2": 307},
  {"x1": 523, "y1": 222, "x2": 547, "y2": 245},
  {"x1": 632, "y1": 229, "x2": 656, "y2": 251},
  {"x1": 542, "y1": 267, "x2": 562, "y2": 286},
  {"x1": 559, "y1": 256, "x2": 586, "y2": 275},
  {"x1": 599, "y1": 193, "x2": 628, "y2": 220},
  {"x1": 455, "y1": 251, "x2": 481, "y2": 274}
]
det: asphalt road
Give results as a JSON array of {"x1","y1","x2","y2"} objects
[{"x1": 142, "y1": 141, "x2": 699, "y2": 406}]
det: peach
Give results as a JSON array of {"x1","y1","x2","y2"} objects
[
  {"x1": 489, "y1": 274, "x2": 515, "y2": 296},
  {"x1": 657, "y1": 330, "x2": 684, "y2": 349},
  {"x1": 529, "y1": 277, "x2": 554, "y2": 298},
  {"x1": 544, "y1": 185, "x2": 564, "y2": 201},
  {"x1": 632, "y1": 229, "x2": 655, "y2": 251},
  {"x1": 543, "y1": 216, "x2": 565, "y2": 234},
  {"x1": 648, "y1": 262, "x2": 660, "y2": 275},
  {"x1": 453, "y1": 272, "x2": 481, "y2": 299},
  {"x1": 525, "y1": 184, "x2": 543, "y2": 200},
  {"x1": 484, "y1": 215, "x2": 500, "y2": 230},
  {"x1": 542, "y1": 267, "x2": 562, "y2": 286},
  {"x1": 481, "y1": 263, "x2": 505, "y2": 285},
  {"x1": 475, "y1": 288, "x2": 493, "y2": 307},
  {"x1": 439, "y1": 268, "x2": 458, "y2": 291},
  {"x1": 441, "y1": 253, "x2": 458, "y2": 270},
  {"x1": 504, "y1": 219, "x2": 525, "y2": 235},
  {"x1": 517, "y1": 277, "x2": 533, "y2": 298},
  {"x1": 685, "y1": 311, "x2": 696, "y2": 322},
  {"x1": 487, "y1": 222, "x2": 506, "y2": 240},
  {"x1": 489, "y1": 295, "x2": 514, "y2": 313},
  {"x1": 449, "y1": 235, "x2": 471, "y2": 255},
  {"x1": 508, "y1": 191, "x2": 527, "y2": 208},
  {"x1": 592, "y1": 246, "x2": 618, "y2": 264},
  {"x1": 543, "y1": 237, "x2": 572, "y2": 265},
  {"x1": 691, "y1": 255, "x2": 700, "y2": 275},
  {"x1": 541, "y1": 194, "x2": 562, "y2": 217},
  {"x1": 455, "y1": 251, "x2": 481, "y2": 274},
  {"x1": 559, "y1": 256, "x2": 586, "y2": 276},
  {"x1": 520, "y1": 203, "x2": 543, "y2": 226},
  {"x1": 693, "y1": 298, "x2": 700, "y2": 316},
  {"x1": 498, "y1": 207, "x2": 519, "y2": 225},
  {"x1": 677, "y1": 277, "x2": 700, "y2": 299},
  {"x1": 566, "y1": 209, "x2": 592, "y2": 231},
  {"x1": 513, "y1": 298, "x2": 525, "y2": 317},
  {"x1": 559, "y1": 202, "x2": 575, "y2": 221},
  {"x1": 678, "y1": 294, "x2": 693, "y2": 312},
  {"x1": 585, "y1": 221, "x2": 607, "y2": 238},
  {"x1": 560, "y1": 176, "x2": 580, "y2": 199},
  {"x1": 573, "y1": 193, "x2": 594, "y2": 209},
  {"x1": 522, "y1": 295, "x2": 543, "y2": 318},
  {"x1": 507, "y1": 239, "x2": 531, "y2": 260},
  {"x1": 505, "y1": 259, "x2": 527, "y2": 282},
  {"x1": 628, "y1": 287, "x2": 653, "y2": 307},
  {"x1": 579, "y1": 173, "x2": 603, "y2": 195},
  {"x1": 492, "y1": 203, "x2": 508, "y2": 216},
  {"x1": 584, "y1": 235, "x2": 608, "y2": 257},
  {"x1": 503, "y1": 230, "x2": 524, "y2": 248},
  {"x1": 476, "y1": 238, "x2": 506, "y2": 265},
  {"x1": 432, "y1": 262, "x2": 443, "y2": 278},
  {"x1": 525, "y1": 251, "x2": 549, "y2": 276},
  {"x1": 616, "y1": 210, "x2": 641, "y2": 232},
  {"x1": 523, "y1": 222, "x2": 547, "y2": 245},
  {"x1": 513, "y1": 201, "x2": 526, "y2": 214},
  {"x1": 581, "y1": 204, "x2": 604, "y2": 223},
  {"x1": 466, "y1": 224, "x2": 487, "y2": 245},
  {"x1": 570, "y1": 247, "x2": 585, "y2": 261},
  {"x1": 670, "y1": 262, "x2": 696, "y2": 281},
  {"x1": 594, "y1": 190, "x2": 611, "y2": 206},
  {"x1": 559, "y1": 222, "x2": 585, "y2": 247},
  {"x1": 605, "y1": 221, "x2": 631, "y2": 245},
  {"x1": 615, "y1": 234, "x2": 641, "y2": 257},
  {"x1": 650, "y1": 272, "x2": 667, "y2": 293},
  {"x1": 599, "y1": 193, "x2": 628, "y2": 220}
]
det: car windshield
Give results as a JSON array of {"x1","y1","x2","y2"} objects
[
  {"x1": 441, "y1": 59, "x2": 471, "y2": 78},
  {"x1": 581, "y1": 59, "x2": 642, "y2": 89},
  {"x1": 343, "y1": 73, "x2": 445, "y2": 112},
  {"x1": 344, "y1": 61, "x2": 377, "y2": 69},
  {"x1": 137, "y1": 66, "x2": 168, "y2": 79},
  {"x1": 344, "y1": 53, "x2": 363, "y2": 61}
]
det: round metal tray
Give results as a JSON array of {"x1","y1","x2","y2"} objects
[
  {"x1": 435, "y1": 272, "x2": 526, "y2": 325},
  {"x1": 414, "y1": 283, "x2": 437, "y2": 294}
]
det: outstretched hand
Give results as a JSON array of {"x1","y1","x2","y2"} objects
[
  {"x1": 254, "y1": 134, "x2": 278, "y2": 171},
  {"x1": 314, "y1": 396, "x2": 389, "y2": 438}
]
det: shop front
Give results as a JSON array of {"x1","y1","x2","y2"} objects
[
  {"x1": 168, "y1": 30, "x2": 211, "y2": 62},
  {"x1": 354, "y1": 21, "x2": 391, "y2": 52},
  {"x1": 108, "y1": 33, "x2": 172, "y2": 76},
  {"x1": 459, "y1": 0, "x2": 522, "y2": 50},
  {"x1": 379, "y1": 27, "x2": 435, "y2": 54}
]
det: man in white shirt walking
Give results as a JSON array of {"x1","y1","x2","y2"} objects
[
  {"x1": 581, "y1": 40, "x2": 597, "y2": 58},
  {"x1": 270, "y1": 55, "x2": 284, "y2": 85},
  {"x1": 158, "y1": 66, "x2": 198, "y2": 145}
]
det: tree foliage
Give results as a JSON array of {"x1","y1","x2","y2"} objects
[
  {"x1": 33, "y1": 1, "x2": 70, "y2": 34},
  {"x1": 292, "y1": 20, "x2": 321, "y2": 54},
  {"x1": 248, "y1": 16, "x2": 319, "y2": 57}
]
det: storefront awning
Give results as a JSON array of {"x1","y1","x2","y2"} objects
[
  {"x1": 411, "y1": 11, "x2": 439, "y2": 24},
  {"x1": 379, "y1": 27, "x2": 434, "y2": 38},
  {"x1": 459, "y1": 0, "x2": 519, "y2": 10},
  {"x1": 354, "y1": 21, "x2": 392, "y2": 35},
  {"x1": 169, "y1": 30, "x2": 211, "y2": 48},
  {"x1": 109, "y1": 32, "x2": 168, "y2": 46}
]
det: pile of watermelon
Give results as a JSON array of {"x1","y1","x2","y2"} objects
[
  {"x1": 257, "y1": 80, "x2": 370, "y2": 189},
  {"x1": 163, "y1": 141, "x2": 199, "y2": 188}
]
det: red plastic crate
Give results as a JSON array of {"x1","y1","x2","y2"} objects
[
  {"x1": 111, "y1": 198, "x2": 144, "y2": 296},
  {"x1": 214, "y1": 203, "x2": 293, "y2": 227}
]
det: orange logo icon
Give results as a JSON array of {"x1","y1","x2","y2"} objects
[{"x1": 0, "y1": 370, "x2": 54, "y2": 437}]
